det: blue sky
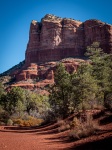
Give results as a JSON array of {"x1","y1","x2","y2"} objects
[{"x1": 0, "y1": 0, "x2": 112, "y2": 73}]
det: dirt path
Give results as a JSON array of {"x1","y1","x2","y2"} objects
[
  {"x1": 0, "y1": 125, "x2": 72, "y2": 150},
  {"x1": 1, "y1": 124, "x2": 112, "y2": 150},
  {"x1": 0, "y1": 110, "x2": 112, "y2": 150}
]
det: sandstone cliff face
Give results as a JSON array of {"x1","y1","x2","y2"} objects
[
  {"x1": 25, "y1": 14, "x2": 85, "y2": 65},
  {"x1": 25, "y1": 14, "x2": 112, "y2": 65},
  {"x1": 84, "y1": 20, "x2": 112, "y2": 53},
  {"x1": 7, "y1": 15, "x2": 112, "y2": 94},
  {"x1": 13, "y1": 58, "x2": 85, "y2": 95}
]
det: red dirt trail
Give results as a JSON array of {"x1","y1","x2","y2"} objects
[
  {"x1": 0, "y1": 124, "x2": 72, "y2": 150},
  {"x1": 0, "y1": 110, "x2": 112, "y2": 150}
]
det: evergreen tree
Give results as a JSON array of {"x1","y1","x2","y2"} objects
[
  {"x1": 0, "y1": 82, "x2": 5, "y2": 114},
  {"x1": 85, "y1": 42, "x2": 112, "y2": 106},
  {"x1": 0, "y1": 82, "x2": 5, "y2": 100},
  {"x1": 3, "y1": 87, "x2": 26, "y2": 115},
  {"x1": 49, "y1": 63, "x2": 72, "y2": 118},
  {"x1": 24, "y1": 89, "x2": 49, "y2": 116},
  {"x1": 71, "y1": 63, "x2": 98, "y2": 110}
]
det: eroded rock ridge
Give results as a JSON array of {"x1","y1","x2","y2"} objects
[
  {"x1": 25, "y1": 14, "x2": 112, "y2": 65},
  {"x1": 3, "y1": 14, "x2": 112, "y2": 93}
]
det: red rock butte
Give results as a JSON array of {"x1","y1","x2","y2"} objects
[
  {"x1": 25, "y1": 14, "x2": 112, "y2": 65},
  {"x1": 7, "y1": 14, "x2": 112, "y2": 92}
]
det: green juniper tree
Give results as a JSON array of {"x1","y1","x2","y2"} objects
[
  {"x1": 72, "y1": 63, "x2": 98, "y2": 110},
  {"x1": 4, "y1": 87, "x2": 26, "y2": 115},
  {"x1": 0, "y1": 82, "x2": 5, "y2": 115},
  {"x1": 49, "y1": 63, "x2": 72, "y2": 118},
  {"x1": 85, "y1": 42, "x2": 112, "y2": 107}
]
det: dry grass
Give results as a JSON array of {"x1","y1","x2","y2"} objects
[
  {"x1": 13, "y1": 116, "x2": 43, "y2": 127},
  {"x1": 57, "y1": 119, "x2": 70, "y2": 132},
  {"x1": 69, "y1": 112, "x2": 99, "y2": 140}
]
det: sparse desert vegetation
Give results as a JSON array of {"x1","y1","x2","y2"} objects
[{"x1": 0, "y1": 42, "x2": 112, "y2": 149}]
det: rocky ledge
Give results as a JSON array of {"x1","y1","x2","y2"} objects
[{"x1": 9, "y1": 58, "x2": 86, "y2": 95}]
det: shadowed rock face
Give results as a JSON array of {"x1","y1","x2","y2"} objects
[{"x1": 25, "y1": 14, "x2": 112, "y2": 65}]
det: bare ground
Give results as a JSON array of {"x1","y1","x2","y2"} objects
[{"x1": 0, "y1": 109, "x2": 112, "y2": 150}]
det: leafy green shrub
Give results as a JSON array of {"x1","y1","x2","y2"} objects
[
  {"x1": 0, "y1": 111, "x2": 10, "y2": 123},
  {"x1": 7, "y1": 119, "x2": 13, "y2": 126}
]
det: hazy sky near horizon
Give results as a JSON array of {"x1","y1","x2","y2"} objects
[{"x1": 0, "y1": 0, "x2": 112, "y2": 73}]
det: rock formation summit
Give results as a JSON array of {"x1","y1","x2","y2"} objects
[
  {"x1": 25, "y1": 14, "x2": 112, "y2": 65},
  {"x1": 1, "y1": 14, "x2": 112, "y2": 94}
]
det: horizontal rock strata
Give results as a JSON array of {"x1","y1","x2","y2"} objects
[{"x1": 25, "y1": 14, "x2": 112, "y2": 65}]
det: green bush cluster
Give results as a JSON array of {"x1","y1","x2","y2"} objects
[
  {"x1": 0, "y1": 85, "x2": 49, "y2": 126},
  {"x1": 49, "y1": 42, "x2": 112, "y2": 118},
  {"x1": 0, "y1": 42, "x2": 112, "y2": 128}
]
